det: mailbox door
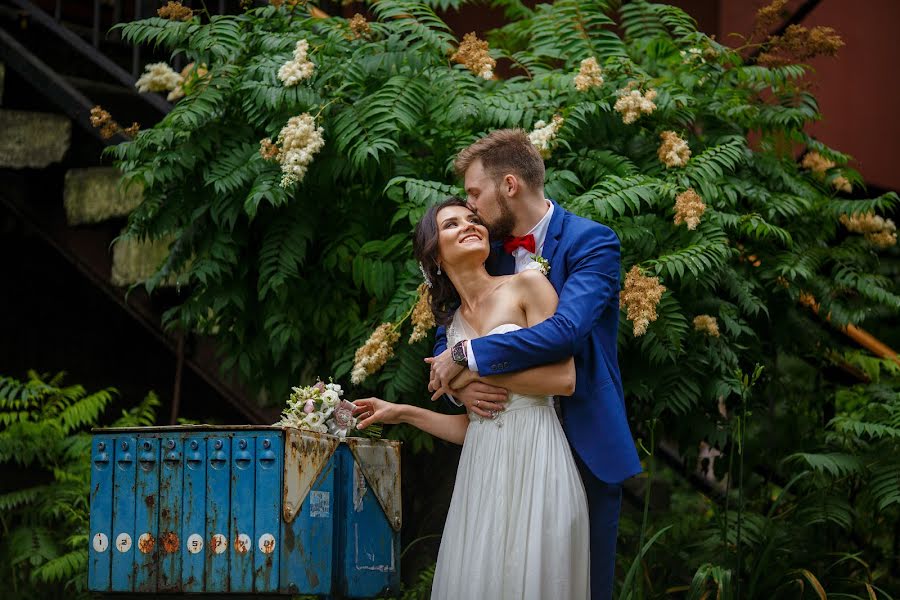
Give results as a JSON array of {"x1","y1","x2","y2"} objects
[
  {"x1": 254, "y1": 433, "x2": 282, "y2": 592},
  {"x1": 206, "y1": 435, "x2": 231, "y2": 591},
  {"x1": 134, "y1": 437, "x2": 160, "y2": 592},
  {"x1": 158, "y1": 435, "x2": 183, "y2": 591},
  {"x1": 230, "y1": 434, "x2": 256, "y2": 591},
  {"x1": 111, "y1": 436, "x2": 137, "y2": 592},
  {"x1": 88, "y1": 435, "x2": 113, "y2": 591},
  {"x1": 281, "y1": 450, "x2": 336, "y2": 595},
  {"x1": 335, "y1": 445, "x2": 401, "y2": 598},
  {"x1": 182, "y1": 433, "x2": 207, "y2": 592}
]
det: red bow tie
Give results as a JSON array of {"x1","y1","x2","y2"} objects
[{"x1": 503, "y1": 234, "x2": 536, "y2": 255}]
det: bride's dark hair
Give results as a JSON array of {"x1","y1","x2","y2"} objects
[{"x1": 413, "y1": 196, "x2": 473, "y2": 326}]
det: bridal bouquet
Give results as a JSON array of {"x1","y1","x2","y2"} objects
[{"x1": 275, "y1": 380, "x2": 359, "y2": 438}]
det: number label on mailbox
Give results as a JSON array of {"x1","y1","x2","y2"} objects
[{"x1": 187, "y1": 533, "x2": 203, "y2": 554}]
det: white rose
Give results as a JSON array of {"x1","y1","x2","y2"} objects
[{"x1": 321, "y1": 390, "x2": 340, "y2": 406}]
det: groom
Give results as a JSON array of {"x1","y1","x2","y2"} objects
[{"x1": 429, "y1": 129, "x2": 642, "y2": 599}]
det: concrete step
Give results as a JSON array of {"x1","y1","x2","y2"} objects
[
  {"x1": 0, "y1": 108, "x2": 70, "y2": 168},
  {"x1": 110, "y1": 229, "x2": 177, "y2": 288},
  {"x1": 64, "y1": 167, "x2": 143, "y2": 225}
]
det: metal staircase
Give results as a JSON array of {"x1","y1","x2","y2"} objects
[{"x1": 0, "y1": 0, "x2": 273, "y2": 424}]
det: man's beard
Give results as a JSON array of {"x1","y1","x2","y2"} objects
[{"x1": 485, "y1": 192, "x2": 516, "y2": 240}]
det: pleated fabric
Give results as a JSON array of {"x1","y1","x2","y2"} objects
[{"x1": 431, "y1": 321, "x2": 590, "y2": 600}]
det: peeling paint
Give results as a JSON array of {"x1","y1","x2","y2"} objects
[
  {"x1": 282, "y1": 430, "x2": 338, "y2": 523},
  {"x1": 353, "y1": 462, "x2": 367, "y2": 512},
  {"x1": 346, "y1": 438, "x2": 403, "y2": 531}
]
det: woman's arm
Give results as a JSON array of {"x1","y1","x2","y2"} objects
[
  {"x1": 453, "y1": 358, "x2": 575, "y2": 397},
  {"x1": 353, "y1": 398, "x2": 469, "y2": 445},
  {"x1": 450, "y1": 269, "x2": 576, "y2": 397}
]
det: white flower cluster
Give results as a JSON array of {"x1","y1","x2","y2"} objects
[
  {"x1": 528, "y1": 115, "x2": 564, "y2": 159},
  {"x1": 135, "y1": 62, "x2": 181, "y2": 94},
  {"x1": 574, "y1": 57, "x2": 603, "y2": 92},
  {"x1": 680, "y1": 47, "x2": 705, "y2": 64},
  {"x1": 275, "y1": 113, "x2": 326, "y2": 187},
  {"x1": 276, "y1": 381, "x2": 358, "y2": 437},
  {"x1": 166, "y1": 62, "x2": 208, "y2": 102},
  {"x1": 613, "y1": 88, "x2": 658, "y2": 124},
  {"x1": 278, "y1": 39, "x2": 315, "y2": 87}
]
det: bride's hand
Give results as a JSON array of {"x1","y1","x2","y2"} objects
[
  {"x1": 449, "y1": 368, "x2": 478, "y2": 392},
  {"x1": 353, "y1": 398, "x2": 403, "y2": 430}
]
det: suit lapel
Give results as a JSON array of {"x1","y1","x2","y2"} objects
[{"x1": 541, "y1": 199, "x2": 565, "y2": 266}]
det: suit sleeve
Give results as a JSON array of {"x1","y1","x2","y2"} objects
[
  {"x1": 433, "y1": 325, "x2": 448, "y2": 356},
  {"x1": 469, "y1": 223, "x2": 620, "y2": 376}
]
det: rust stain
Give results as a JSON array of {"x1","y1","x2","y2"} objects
[
  {"x1": 138, "y1": 533, "x2": 155, "y2": 554},
  {"x1": 282, "y1": 523, "x2": 295, "y2": 552},
  {"x1": 306, "y1": 567, "x2": 319, "y2": 589},
  {"x1": 296, "y1": 537, "x2": 319, "y2": 588},
  {"x1": 253, "y1": 547, "x2": 274, "y2": 590},
  {"x1": 160, "y1": 531, "x2": 179, "y2": 554},
  {"x1": 234, "y1": 535, "x2": 249, "y2": 554},
  {"x1": 144, "y1": 495, "x2": 155, "y2": 508},
  {"x1": 161, "y1": 508, "x2": 170, "y2": 520}
]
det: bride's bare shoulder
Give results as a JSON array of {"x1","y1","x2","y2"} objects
[
  {"x1": 511, "y1": 268, "x2": 552, "y2": 289},
  {"x1": 510, "y1": 269, "x2": 557, "y2": 309}
]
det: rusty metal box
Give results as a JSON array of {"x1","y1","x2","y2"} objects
[{"x1": 88, "y1": 426, "x2": 401, "y2": 596}]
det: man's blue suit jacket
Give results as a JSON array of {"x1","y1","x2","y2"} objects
[{"x1": 434, "y1": 200, "x2": 642, "y2": 484}]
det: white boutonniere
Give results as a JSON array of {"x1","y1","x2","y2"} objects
[{"x1": 525, "y1": 254, "x2": 550, "y2": 276}]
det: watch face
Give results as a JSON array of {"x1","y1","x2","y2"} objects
[{"x1": 452, "y1": 341, "x2": 466, "y2": 365}]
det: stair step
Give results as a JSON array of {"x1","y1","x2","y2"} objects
[
  {"x1": 0, "y1": 108, "x2": 70, "y2": 168},
  {"x1": 110, "y1": 228, "x2": 177, "y2": 288},
  {"x1": 64, "y1": 167, "x2": 142, "y2": 225}
]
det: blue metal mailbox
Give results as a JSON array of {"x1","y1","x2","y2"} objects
[{"x1": 88, "y1": 426, "x2": 401, "y2": 596}]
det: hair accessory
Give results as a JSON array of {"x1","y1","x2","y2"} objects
[{"x1": 418, "y1": 262, "x2": 433, "y2": 288}]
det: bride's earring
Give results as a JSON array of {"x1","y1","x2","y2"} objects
[{"x1": 437, "y1": 265, "x2": 442, "y2": 276}]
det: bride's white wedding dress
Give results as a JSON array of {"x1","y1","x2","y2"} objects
[{"x1": 431, "y1": 313, "x2": 590, "y2": 600}]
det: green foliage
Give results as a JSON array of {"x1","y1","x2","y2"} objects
[
  {"x1": 0, "y1": 371, "x2": 159, "y2": 598},
  {"x1": 106, "y1": 1, "x2": 900, "y2": 596}
]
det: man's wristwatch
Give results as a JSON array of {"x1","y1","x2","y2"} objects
[{"x1": 451, "y1": 340, "x2": 468, "y2": 366}]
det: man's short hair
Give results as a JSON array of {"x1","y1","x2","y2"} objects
[{"x1": 454, "y1": 129, "x2": 545, "y2": 191}]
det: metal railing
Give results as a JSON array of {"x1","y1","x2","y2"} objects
[{"x1": 8, "y1": 0, "x2": 174, "y2": 114}]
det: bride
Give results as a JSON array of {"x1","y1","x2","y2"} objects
[{"x1": 353, "y1": 197, "x2": 590, "y2": 599}]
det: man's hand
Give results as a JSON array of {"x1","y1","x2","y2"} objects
[
  {"x1": 448, "y1": 381, "x2": 509, "y2": 419},
  {"x1": 424, "y1": 348, "x2": 465, "y2": 399}
]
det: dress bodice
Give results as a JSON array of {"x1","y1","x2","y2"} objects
[{"x1": 447, "y1": 312, "x2": 554, "y2": 425}]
